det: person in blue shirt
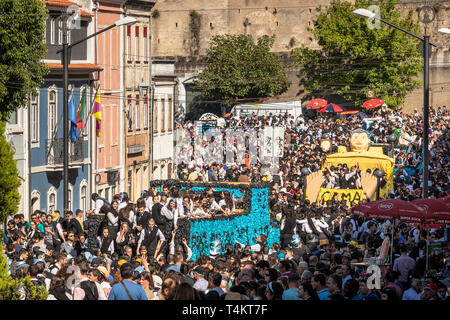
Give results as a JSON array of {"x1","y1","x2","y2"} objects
[
  {"x1": 359, "y1": 279, "x2": 380, "y2": 300},
  {"x1": 312, "y1": 273, "x2": 331, "y2": 300},
  {"x1": 108, "y1": 263, "x2": 148, "y2": 300},
  {"x1": 282, "y1": 273, "x2": 302, "y2": 300}
]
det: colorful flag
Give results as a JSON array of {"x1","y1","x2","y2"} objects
[
  {"x1": 92, "y1": 89, "x2": 102, "y2": 137},
  {"x1": 76, "y1": 88, "x2": 86, "y2": 130},
  {"x1": 68, "y1": 93, "x2": 78, "y2": 143}
]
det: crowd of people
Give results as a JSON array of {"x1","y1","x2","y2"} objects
[{"x1": 1, "y1": 105, "x2": 449, "y2": 300}]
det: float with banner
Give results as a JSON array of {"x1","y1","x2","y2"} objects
[
  {"x1": 306, "y1": 128, "x2": 394, "y2": 202},
  {"x1": 148, "y1": 180, "x2": 280, "y2": 261}
]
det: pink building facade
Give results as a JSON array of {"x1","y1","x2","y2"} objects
[{"x1": 91, "y1": 0, "x2": 126, "y2": 200}]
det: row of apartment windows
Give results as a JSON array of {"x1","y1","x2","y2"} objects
[
  {"x1": 45, "y1": 18, "x2": 71, "y2": 45},
  {"x1": 32, "y1": 182, "x2": 88, "y2": 216},
  {"x1": 127, "y1": 96, "x2": 174, "y2": 133},
  {"x1": 126, "y1": 26, "x2": 149, "y2": 62},
  {"x1": 25, "y1": 86, "x2": 89, "y2": 147},
  {"x1": 127, "y1": 94, "x2": 148, "y2": 132}
]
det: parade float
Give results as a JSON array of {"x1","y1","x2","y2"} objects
[{"x1": 306, "y1": 129, "x2": 395, "y2": 206}]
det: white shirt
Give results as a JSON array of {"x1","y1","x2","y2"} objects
[
  {"x1": 118, "y1": 201, "x2": 128, "y2": 211},
  {"x1": 94, "y1": 199, "x2": 106, "y2": 214},
  {"x1": 72, "y1": 278, "x2": 107, "y2": 300}
]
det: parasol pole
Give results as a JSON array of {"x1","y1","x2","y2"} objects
[
  {"x1": 390, "y1": 219, "x2": 394, "y2": 267},
  {"x1": 426, "y1": 228, "x2": 429, "y2": 271}
]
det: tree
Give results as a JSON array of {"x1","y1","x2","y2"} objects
[
  {"x1": 292, "y1": 0, "x2": 422, "y2": 109},
  {"x1": 0, "y1": 121, "x2": 20, "y2": 225},
  {"x1": 195, "y1": 34, "x2": 290, "y2": 107},
  {"x1": 0, "y1": 0, "x2": 48, "y2": 121},
  {"x1": 0, "y1": 254, "x2": 48, "y2": 300}
]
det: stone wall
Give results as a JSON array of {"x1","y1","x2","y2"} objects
[{"x1": 152, "y1": 0, "x2": 450, "y2": 112}]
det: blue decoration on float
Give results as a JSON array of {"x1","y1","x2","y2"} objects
[{"x1": 188, "y1": 186, "x2": 279, "y2": 261}]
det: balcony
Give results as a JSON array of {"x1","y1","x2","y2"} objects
[{"x1": 46, "y1": 138, "x2": 84, "y2": 166}]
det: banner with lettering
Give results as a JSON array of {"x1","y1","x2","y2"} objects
[{"x1": 317, "y1": 188, "x2": 364, "y2": 207}]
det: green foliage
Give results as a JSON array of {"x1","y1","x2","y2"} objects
[
  {"x1": 152, "y1": 9, "x2": 160, "y2": 18},
  {"x1": 0, "y1": 254, "x2": 48, "y2": 300},
  {"x1": 195, "y1": 34, "x2": 290, "y2": 107},
  {"x1": 0, "y1": 0, "x2": 48, "y2": 121},
  {"x1": 0, "y1": 121, "x2": 20, "y2": 225},
  {"x1": 292, "y1": 0, "x2": 422, "y2": 109}
]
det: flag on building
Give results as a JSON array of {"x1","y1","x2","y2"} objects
[
  {"x1": 76, "y1": 88, "x2": 86, "y2": 130},
  {"x1": 92, "y1": 89, "x2": 102, "y2": 137},
  {"x1": 68, "y1": 93, "x2": 78, "y2": 143}
]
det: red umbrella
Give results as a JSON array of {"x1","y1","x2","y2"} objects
[
  {"x1": 306, "y1": 98, "x2": 328, "y2": 110},
  {"x1": 365, "y1": 199, "x2": 426, "y2": 223},
  {"x1": 318, "y1": 103, "x2": 343, "y2": 113},
  {"x1": 351, "y1": 202, "x2": 375, "y2": 217},
  {"x1": 362, "y1": 98, "x2": 384, "y2": 109},
  {"x1": 438, "y1": 195, "x2": 450, "y2": 204},
  {"x1": 412, "y1": 199, "x2": 450, "y2": 224}
]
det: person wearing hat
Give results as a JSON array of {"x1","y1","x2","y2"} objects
[
  {"x1": 192, "y1": 266, "x2": 208, "y2": 292},
  {"x1": 420, "y1": 283, "x2": 439, "y2": 300}
]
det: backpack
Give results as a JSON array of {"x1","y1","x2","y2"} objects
[{"x1": 79, "y1": 280, "x2": 99, "y2": 300}]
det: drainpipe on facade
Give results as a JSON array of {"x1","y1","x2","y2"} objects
[
  {"x1": 28, "y1": 95, "x2": 32, "y2": 220},
  {"x1": 149, "y1": 12, "x2": 153, "y2": 183},
  {"x1": 123, "y1": 5, "x2": 128, "y2": 194}
]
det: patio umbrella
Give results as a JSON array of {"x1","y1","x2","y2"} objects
[
  {"x1": 365, "y1": 199, "x2": 426, "y2": 223},
  {"x1": 351, "y1": 202, "x2": 375, "y2": 217},
  {"x1": 318, "y1": 103, "x2": 343, "y2": 113},
  {"x1": 412, "y1": 198, "x2": 450, "y2": 224},
  {"x1": 438, "y1": 195, "x2": 450, "y2": 204},
  {"x1": 306, "y1": 98, "x2": 328, "y2": 110},
  {"x1": 362, "y1": 98, "x2": 384, "y2": 109}
]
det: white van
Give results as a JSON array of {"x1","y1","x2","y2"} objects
[{"x1": 230, "y1": 100, "x2": 302, "y2": 118}]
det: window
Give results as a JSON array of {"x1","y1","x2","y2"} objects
[
  {"x1": 50, "y1": 18, "x2": 55, "y2": 45},
  {"x1": 153, "y1": 98, "x2": 158, "y2": 133},
  {"x1": 127, "y1": 26, "x2": 131, "y2": 61},
  {"x1": 135, "y1": 26, "x2": 140, "y2": 62},
  {"x1": 160, "y1": 98, "x2": 165, "y2": 132},
  {"x1": 143, "y1": 27, "x2": 148, "y2": 62},
  {"x1": 105, "y1": 187, "x2": 110, "y2": 201},
  {"x1": 58, "y1": 20, "x2": 63, "y2": 45},
  {"x1": 31, "y1": 190, "x2": 41, "y2": 217},
  {"x1": 47, "y1": 187, "x2": 57, "y2": 214},
  {"x1": 168, "y1": 97, "x2": 173, "y2": 132},
  {"x1": 143, "y1": 95, "x2": 148, "y2": 129},
  {"x1": 68, "y1": 184, "x2": 73, "y2": 212},
  {"x1": 127, "y1": 170, "x2": 132, "y2": 196},
  {"x1": 30, "y1": 93, "x2": 39, "y2": 145},
  {"x1": 127, "y1": 95, "x2": 132, "y2": 131},
  {"x1": 135, "y1": 94, "x2": 140, "y2": 130},
  {"x1": 7, "y1": 110, "x2": 18, "y2": 125},
  {"x1": 48, "y1": 86, "x2": 58, "y2": 140},
  {"x1": 80, "y1": 180, "x2": 87, "y2": 213}
]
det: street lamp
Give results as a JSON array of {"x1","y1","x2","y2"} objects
[
  {"x1": 353, "y1": 8, "x2": 438, "y2": 199},
  {"x1": 57, "y1": 16, "x2": 137, "y2": 213},
  {"x1": 374, "y1": 169, "x2": 384, "y2": 200}
]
